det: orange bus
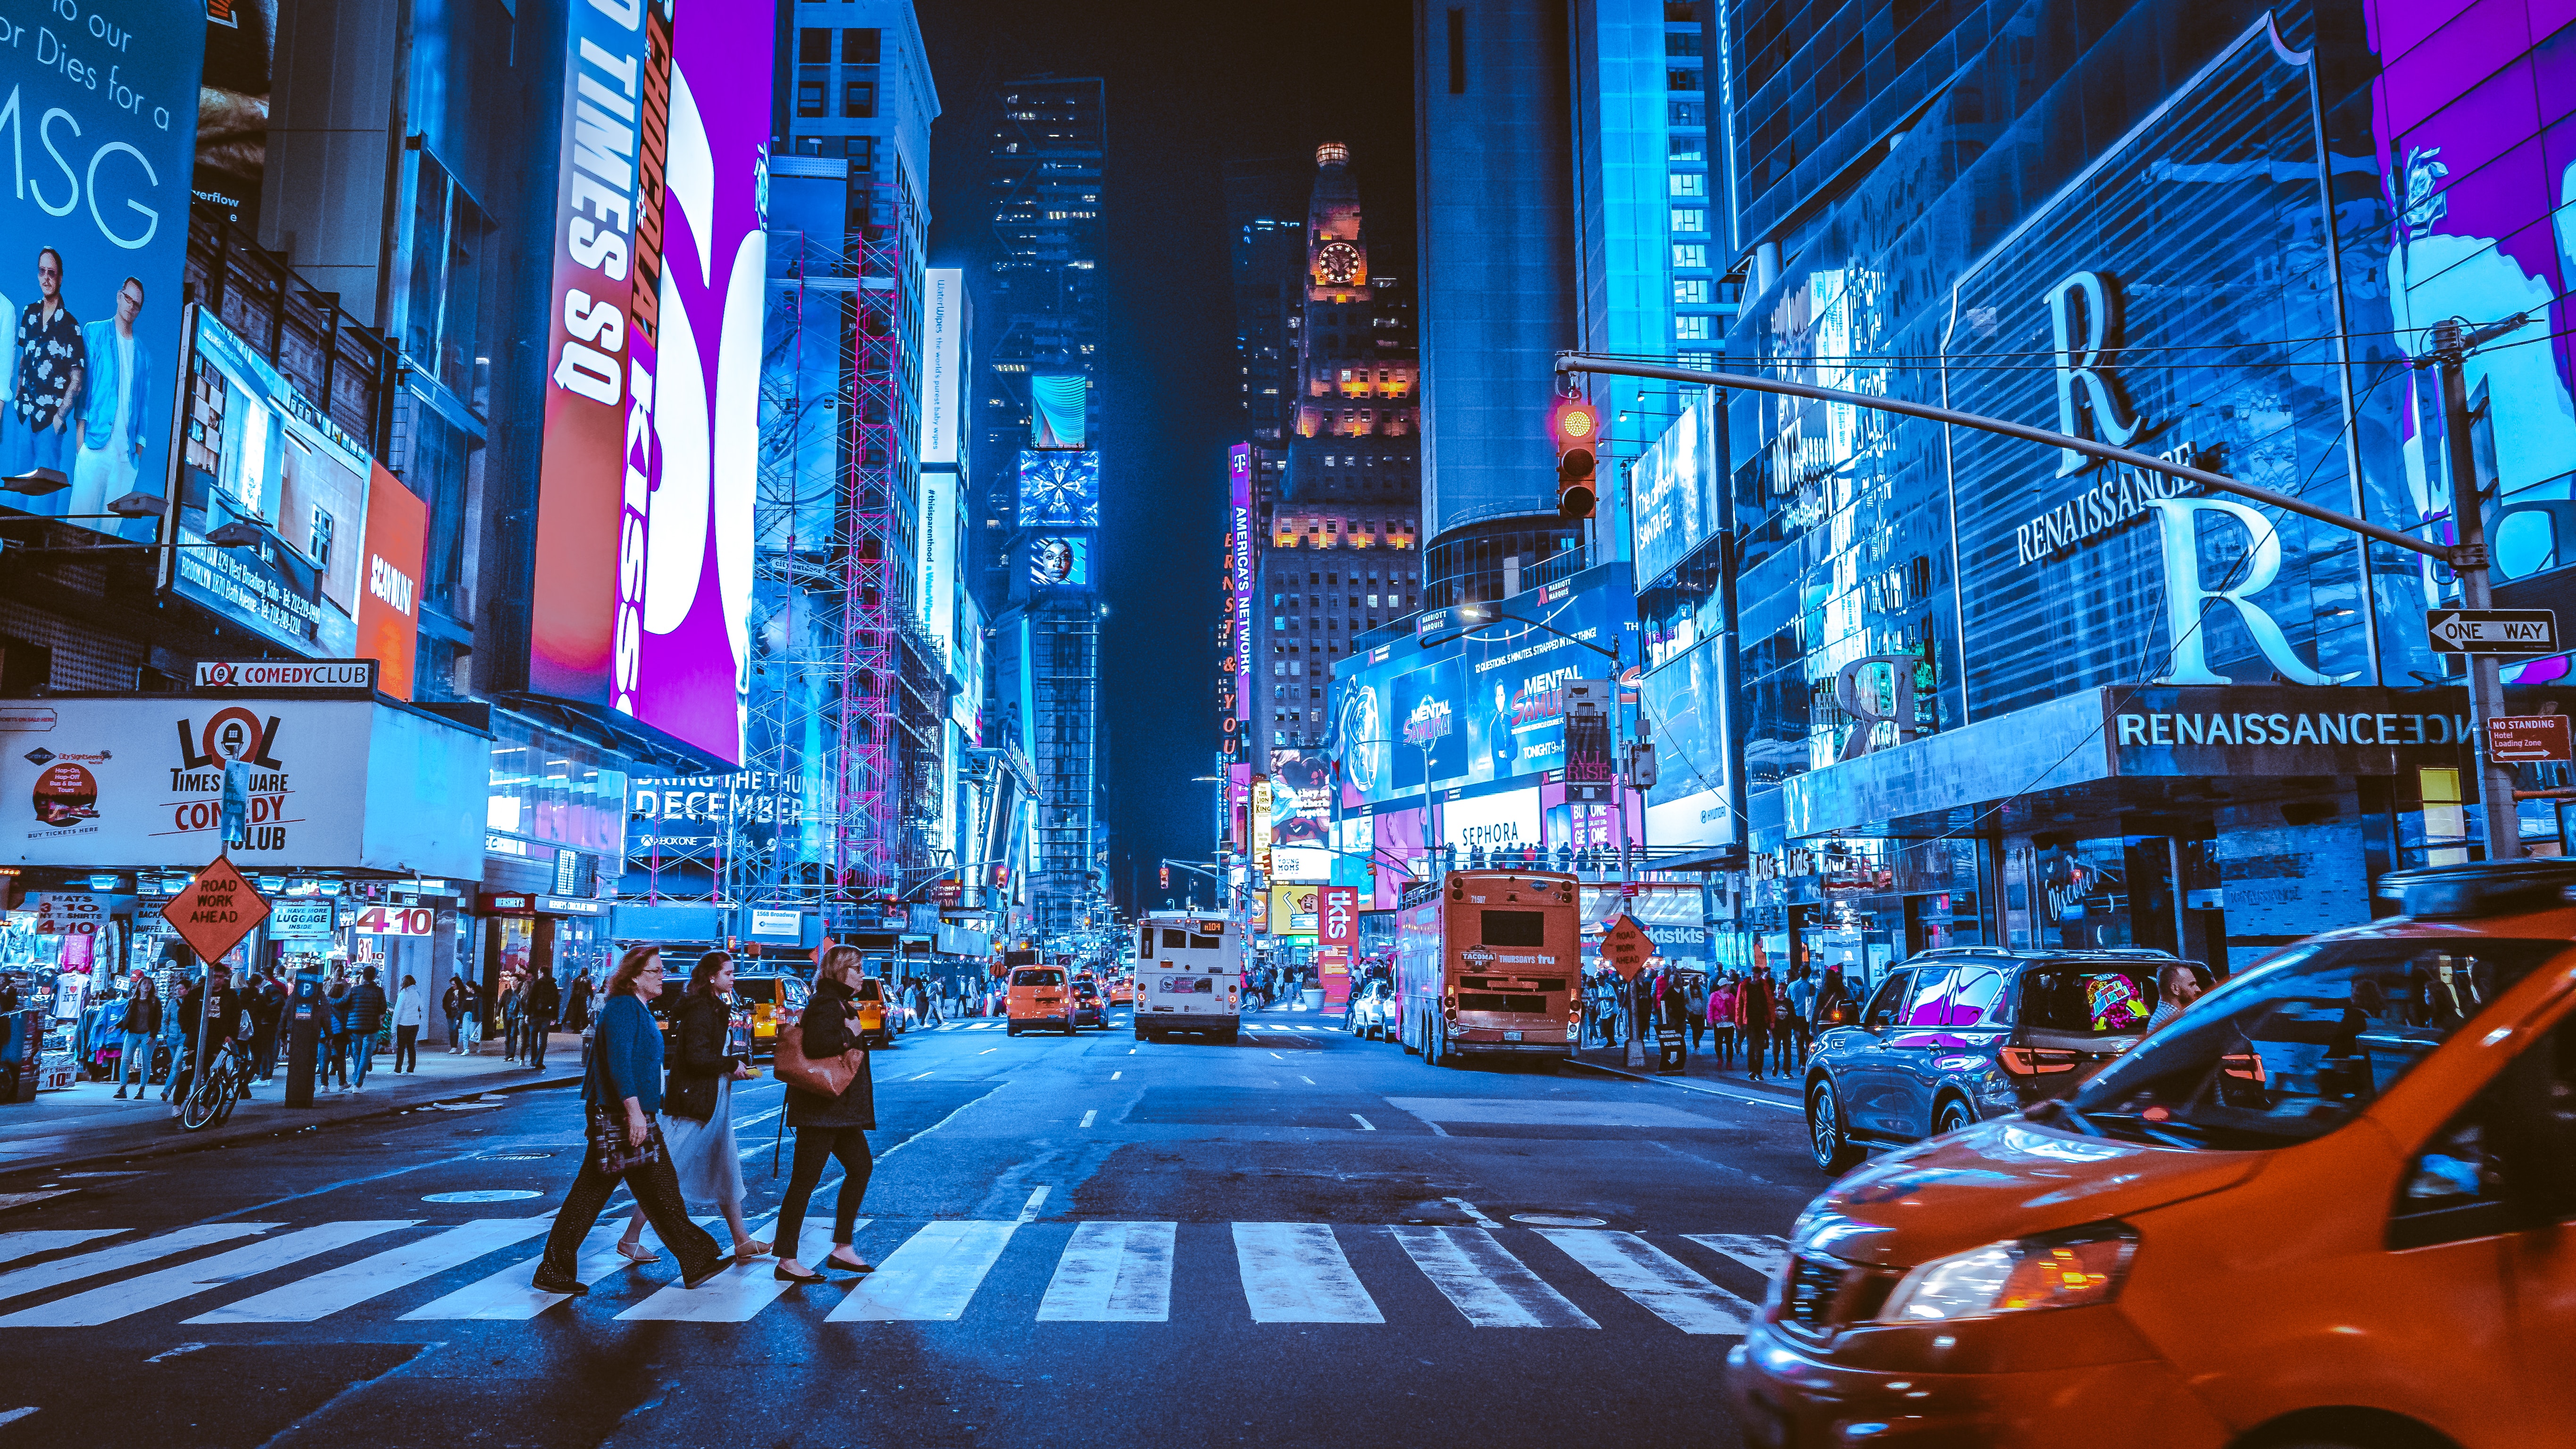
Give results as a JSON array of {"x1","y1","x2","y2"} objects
[{"x1": 1393, "y1": 868, "x2": 1581, "y2": 1066}]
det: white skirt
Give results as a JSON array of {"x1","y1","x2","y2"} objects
[{"x1": 659, "y1": 1074, "x2": 745, "y2": 1207}]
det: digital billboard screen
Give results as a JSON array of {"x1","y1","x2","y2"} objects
[
  {"x1": 1025, "y1": 534, "x2": 1091, "y2": 589},
  {"x1": 920, "y1": 268, "x2": 964, "y2": 466},
  {"x1": 170, "y1": 309, "x2": 375, "y2": 660},
  {"x1": 1031, "y1": 372, "x2": 1086, "y2": 449},
  {"x1": 1017, "y1": 450, "x2": 1100, "y2": 527},
  {"x1": 526, "y1": 0, "x2": 770, "y2": 765},
  {"x1": 0, "y1": 0, "x2": 203, "y2": 540},
  {"x1": 1629, "y1": 389, "x2": 1713, "y2": 588}
]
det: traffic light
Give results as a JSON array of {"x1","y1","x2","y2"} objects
[
  {"x1": 1159, "y1": 864, "x2": 1171, "y2": 890},
  {"x1": 1551, "y1": 398, "x2": 1600, "y2": 519}
]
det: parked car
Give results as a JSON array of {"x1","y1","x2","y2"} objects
[
  {"x1": 1734, "y1": 858, "x2": 2576, "y2": 1449},
  {"x1": 1346, "y1": 978, "x2": 1394, "y2": 1040},
  {"x1": 1802, "y1": 945, "x2": 2181, "y2": 1173}
]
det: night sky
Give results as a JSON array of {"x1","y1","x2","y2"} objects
[{"x1": 916, "y1": 3, "x2": 1415, "y2": 916}]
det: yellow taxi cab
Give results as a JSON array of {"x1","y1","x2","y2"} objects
[
  {"x1": 854, "y1": 976, "x2": 894, "y2": 1048},
  {"x1": 1007, "y1": 965, "x2": 1075, "y2": 1036},
  {"x1": 729, "y1": 973, "x2": 810, "y2": 1059},
  {"x1": 1108, "y1": 974, "x2": 1134, "y2": 1006},
  {"x1": 1730, "y1": 858, "x2": 2576, "y2": 1449}
]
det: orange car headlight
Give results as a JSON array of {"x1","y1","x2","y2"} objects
[{"x1": 1879, "y1": 1222, "x2": 2136, "y2": 1323}]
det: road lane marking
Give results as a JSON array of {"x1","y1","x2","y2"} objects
[
  {"x1": 0, "y1": 1408, "x2": 32, "y2": 1428},
  {"x1": 1351, "y1": 1114, "x2": 1375, "y2": 1130},
  {"x1": 400, "y1": 1217, "x2": 717, "y2": 1320},
  {"x1": 1232, "y1": 1224, "x2": 1383, "y2": 1324},
  {"x1": 1268, "y1": 1051, "x2": 1285, "y2": 1060},
  {"x1": 1301, "y1": 1076, "x2": 1316, "y2": 1084},
  {"x1": 828, "y1": 1220, "x2": 1020, "y2": 1321},
  {"x1": 735, "y1": 1107, "x2": 784, "y2": 1130},
  {"x1": 618, "y1": 1218, "x2": 856, "y2": 1322},
  {"x1": 0, "y1": 1231, "x2": 125, "y2": 1269},
  {"x1": 1444, "y1": 1197, "x2": 1499, "y2": 1225},
  {"x1": 912, "y1": 1072, "x2": 934, "y2": 1080},
  {"x1": 1036, "y1": 1221, "x2": 1174, "y2": 1322},
  {"x1": 1534, "y1": 1230, "x2": 1755, "y2": 1335},
  {"x1": 1391, "y1": 1226, "x2": 1598, "y2": 1329},
  {"x1": 1079, "y1": 1110, "x2": 1097, "y2": 1127},
  {"x1": 0, "y1": 1222, "x2": 411, "y2": 1327},
  {"x1": 979, "y1": 1049, "x2": 997, "y2": 1055},
  {"x1": 0, "y1": 1224, "x2": 275, "y2": 1306},
  {"x1": 1684, "y1": 1233, "x2": 1789, "y2": 1280},
  {"x1": 1020, "y1": 1188, "x2": 1050, "y2": 1221},
  {"x1": 1110, "y1": 1071, "x2": 1121, "y2": 1079},
  {"x1": 189, "y1": 1217, "x2": 553, "y2": 1323}
]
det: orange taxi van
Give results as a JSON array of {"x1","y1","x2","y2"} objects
[
  {"x1": 1729, "y1": 859, "x2": 2576, "y2": 1449},
  {"x1": 1007, "y1": 965, "x2": 1075, "y2": 1036}
]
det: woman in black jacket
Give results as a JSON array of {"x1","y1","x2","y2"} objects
[
  {"x1": 773, "y1": 944, "x2": 877, "y2": 1284},
  {"x1": 615, "y1": 951, "x2": 768, "y2": 1264}
]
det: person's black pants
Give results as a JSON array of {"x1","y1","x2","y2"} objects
[
  {"x1": 394, "y1": 1025, "x2": 419, "y2": 1072},
  {"x1": 526, "y1": 1020, "x2": 550, "y2": 1068},
  {"x1": 777, "y1": 1126, "x2": 873, "y2": 1252},
  {"x1": 1743, "y1": 1027, "x2": 1772, "y2": 1078},
  {"x1": 540, "y1": 1135, "x2": 721, "y2": 1282}
]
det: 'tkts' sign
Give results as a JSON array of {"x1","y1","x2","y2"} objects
[{"x1": 161, "y1": 855, "x2": 271, "y2": 965}]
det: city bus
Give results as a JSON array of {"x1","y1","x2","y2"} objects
[
  {"x1": 1134, "y1": 910, "x2": 1242, "y2": 1044},
  {"x1": 1394, "y1": 869, "x2": 1581, "y2": 1066}
]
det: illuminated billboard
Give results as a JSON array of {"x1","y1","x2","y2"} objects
[
  {"x1": 921, "y1": 268, "x2": 964, "y2": 466},
  {"x1": 0, "y1": 0, "x2": 202, "y2": 540},
  {"x1": 1017, "y1": 450, "x2": 1100, "y2": 527},
  {"x1": 919, "y1": 470, "x2": 956, "y2": 650},
  {"x1": 526, "y1": 0, "x2": 770, "y2": 764},
  {"x1": 1025, "y1": 534, "x2": 1091, "y2": 589},
  {"x1": 1031, "y1": 373, "x2": 1087, "y2": 449}
]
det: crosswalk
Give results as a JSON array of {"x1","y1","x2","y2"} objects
[
  {"x1": 925, "y1": 1021, "x2": 1334, "y2": 1033},
  {"x1": 0, "y1": 1217, "x2": 1782, "y2": 1333}
]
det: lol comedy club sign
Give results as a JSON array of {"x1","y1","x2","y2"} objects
[{"x1": 1, "y1": 700, "x2": 368, "y2": 867}]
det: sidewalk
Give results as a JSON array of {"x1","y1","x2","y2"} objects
[
  {"x1": 1567, "y1": 1033, "x2": 1807, "y2": 1111},
  {"x1": 0, "y1": 1034, "x2": 585, "y2": 1179}
]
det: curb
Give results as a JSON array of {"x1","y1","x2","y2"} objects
[
  {"x1": 1563, "y1": 1056, "x2": 1805, "y2": 1113},
  {"x1": 0, "y1": 1070, "x2": 584, "y2": 1183}
]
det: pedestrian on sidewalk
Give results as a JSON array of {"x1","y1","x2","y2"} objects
[
  {"x1": 502, "y1": 974, "x2": 525, "y2": 1062},
  {"x1": 392, "y1": 974, "x2": 427, "y2": 1072},
  {"x1": 1784, "y1": 964, "x2": 1818, "y2": 1073},
  {"x1": 532, "y1": 945, "x2": 726, "y2": 1297},
  {"x1": 113, "y1": 972, "x2": 159, "y2": 1098},
  {"x1": 1709, "y1": 972, "x2": 1737, "y2": 1070},
  {"x1": 459, "y1": 976, "x2": 484, "y2": 1054},
  {"x1": 347, "y1": 966, "x2": 388, "y2": 1089},
  {"x1": 1737, "y1": 962, "x2": 1778, "y2": 1084},
  {"x1": 772, "y1": 944, "x2": 877, "y2": 1286},
  {"x1": 526, "y1": 965, "x2": 561, "y2": 1070},
  {"x1": 1683, "y1": 970, "x2": 1710, "y2": 1055},
  {"x1": 1813, "y1": 965, "x2": 1853, "y2": 1031},
  {"x1": 442, "y1": 975, "x2": 467, "y2": 1054},
  {"x1": 617, "y1": 950, "x2": 770, "y2": 1265},
  {"x1": 250, "y1": 966, "x2": 286, "y2": 1080},
  {"x1": 169, "y1": 962, "x2": 246, "y2": 1110},
  {"x1": 319, "y1": 968, "x2": 353, "y2": 1093},
  {"x1": 565, "y1": 972, "x2": 594, "y2": 1033}
]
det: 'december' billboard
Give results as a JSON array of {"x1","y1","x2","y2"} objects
[
  {"x1": 527, "y1": 0, "x2": 769, "y2": 764},
  {"x1": 0, "y1": 0, "x2": 203, "y2": 540}
]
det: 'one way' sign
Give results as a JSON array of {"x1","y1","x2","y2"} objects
[{"x1": 2426, "y1": 608, "x2": 2558, "y2": 656}]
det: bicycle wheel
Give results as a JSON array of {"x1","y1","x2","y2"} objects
[
  {"x1": 213, "y1": 1062, "x2": 244, "y2": 1124},
  {"x1": 177, "y1": 1067, "x2": 225, "y2": 1131}
]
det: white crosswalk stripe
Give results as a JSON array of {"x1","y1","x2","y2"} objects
[
  {"x1": 0, "y1": 1217, "x2": 1781, "y2": 1333},
  {"x1": 190, "y1": 1217, "x2": 554, "y2": 1324},
  {"x1": 1234, "y1": 1223, "x2": 1381, "y2": 1324},
  {"x1": 1533, "y1": 1229, "x2": 1755, "y2": 1335},
  {"x1": 0, "y1": 1223, "x2": 275, "y2": 1306},
  {"x1": 1684, "y1": 1233, "x2": 1788, "y2": 1281},
  {"x1": 829, "y1": 1220, "x2": 1019, "y2": 1321},
  {"x1": 0, "y1": 1221, "x2": 409, "y2": 1327},
  {"x1": 1036, "y1": 1220, "x2": 1174, "y2": 1322},
  {"x1": 1391, "y1": 1225, "x2": 1597, "y2": 1329}
]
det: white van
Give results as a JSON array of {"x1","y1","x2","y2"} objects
[{"x1": 1134, "y1": 911, "x2": 1242, "y2": 1043}]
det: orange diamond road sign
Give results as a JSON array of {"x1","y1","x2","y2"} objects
[
  {"x1": 162, "y1": 854, "x2": 271, "y2": 966},
  {"x1": 1601, "y1": 913, "x2": 1653, "y2": 981}
]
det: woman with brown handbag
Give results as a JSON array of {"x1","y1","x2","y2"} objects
[
  {"x1": 772, "y1": 944, "x2": 877, "y2": 1284},
  {"x1": 531, "y1": 946, "x2": 726, "y2": 1296}
]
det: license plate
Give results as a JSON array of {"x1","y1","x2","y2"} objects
[{"x1": 1503, "y1": 1031, "x2": 1522, "y2": 1042}]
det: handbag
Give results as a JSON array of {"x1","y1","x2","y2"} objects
[
  {"x1": 773, "y1": 1019, "x2": 862, "y2": 1099},
  {"x1": 584, "y1": 1051, "x2": 664, "y2": 1174}
]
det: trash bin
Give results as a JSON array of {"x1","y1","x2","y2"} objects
[{"x1": 1656, "y1": 1029, "x2": 1686, "y2": 1074}]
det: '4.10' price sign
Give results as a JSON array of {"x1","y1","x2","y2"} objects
[{"x1": 350, "y1": 906, "x2": 437, "y2": 936}]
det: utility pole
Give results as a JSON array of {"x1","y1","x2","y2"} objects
[{"x1": 2432, "y1": 316, "x2": 2528, "y2": 862}]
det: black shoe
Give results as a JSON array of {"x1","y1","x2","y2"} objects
[
  {"x1": 823, "y1": 1252, "x2": 874, "y2": 1274},
  {"x1": 531, "y1": 1267, "x2": 588, "y2": 1296},
  {"x1": 679, "y1": 1257, "x2": 729, "y2": 1290},
  {"x1": 774, "y1": 1263, "x2": 825, "y2": 1284}
]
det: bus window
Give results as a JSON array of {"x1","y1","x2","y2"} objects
[
  {"x1": 1190, "y1": 933, "x2": 1221, "y2": 950},
  {"x1": 1482, "y1": 910, "x2": 1548, "y2": 947},
  {"x1": 1139, "y1": 929, "x2": 1154, "y2": 958},
  {"x1": 1161, "y1": 929, "x2": 1190, "y2": 949}
]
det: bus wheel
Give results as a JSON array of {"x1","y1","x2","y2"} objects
[
  {"x1": 1423, "y1": 1018, "x2": 1442, "y2": 1066},
  {"x1": 1401, "y1": 1011, "x2": 1420, "y2": 1056}
]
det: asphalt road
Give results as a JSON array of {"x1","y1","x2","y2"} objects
[{"x1": 0, "y1": 1006, "x2": 1826, "y2": 1448}]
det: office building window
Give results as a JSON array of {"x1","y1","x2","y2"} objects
[
  {"x1": 1673, "y1": 243, "x2": 1708, "y2": 269},
  {"x1": 1670, "y1": 172, "x2": 1705, "y2": 197},
  {"x1": 797, "y1": 80, "x2": 825, "y2": 117},
  {"x1": 1669, "y1": 207, "x2": 1706, "y2": 233},
  {"x1": 1666, "y1": 68, "x2": 1701, "y2": 92},
  {"x1": 1675, "y1": 277, "x2": 1710, "y2": 305},
  {"x1": 842, "y1": 27, "x2": 879, "y2": 62},
  {"x1": 798, "y1": 28, "x2": 830, "y2": 63},
  {"x1": 1670, "y1": 100, "x2": 1704, "y2": 126},
  {"x1": 1676, "y1": 315, "x2": 1710, "y2": 341},
  {"x1": 844, "y1": 81, "x2": 875, "y2": 117},
  {"x1": 1669, "y1": 134, "x2": 1705, "y2": 162},
  {"x1": 1678, "y1": 350, "x2": 1716, "y2": 367}
]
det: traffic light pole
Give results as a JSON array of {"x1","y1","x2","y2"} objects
[{"x1": 1556, "y1": 346, "x2": 2526, "y2": 862}]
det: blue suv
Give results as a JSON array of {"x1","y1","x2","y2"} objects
[{"x1": 1801, "y1": 946, "x2": 2182, "y2": 1173}]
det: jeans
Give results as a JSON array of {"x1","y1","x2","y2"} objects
[
  {"x1": 319, "y1": 1035, "x2": 348, "y2": 1088},
  {"x1": 119, "y1": 1031, "x2": 155, "y2": 1090},
  {"x1": 444, "y1": 1012, "x2": 463, "y2": 1051},
  {"x1": 538, "y1": 1129, "x2": 723, "y2": 1284},
  {"x1": 351, "y1": 1033, "x2": 378, "y2": 1087},
  {"x1": 394, "y1": 1025, "x2": 419, "y2": 1073},
  {"x1": 254, "y1": 1026, "x2": 279, "y2": 1079},
  {"x1": 504, "y1": 1015, "x2": 523, "y2": 1060},
  {"x1": 526, "y1": 1019, "x2": 551, "y2": 1068},
  {"x1": 1743, "y1": 1027, "x2": 1773, "y2": 1078},
  {"x1": 777, "y1": 1126, "x2": 874, "y2": 1253},
  {"x1": 1791, "y1": 1019, "x2": 1814, "y2": 1069}
]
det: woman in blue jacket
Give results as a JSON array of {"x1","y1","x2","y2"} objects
[{"x1": 532, "y1": 946, "x2": 725, "y2": 1295}]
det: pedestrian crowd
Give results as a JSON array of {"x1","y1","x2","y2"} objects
[{"x1": 1578, "y1": 958, "x2": 1861, "y2": 1084}]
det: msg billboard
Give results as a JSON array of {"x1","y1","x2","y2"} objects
[
  {"x1": 527, "y1": 0, "x2": 771, "y2": 764},
  {"x1": 0, "y1": 0, "x2": 203, "y2": 539}
]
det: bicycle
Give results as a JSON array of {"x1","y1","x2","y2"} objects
[{"x1": 176, "y1": 1037, "x2": 253, "y2": 1132}]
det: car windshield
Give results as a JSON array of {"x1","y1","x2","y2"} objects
[
  {"x1": 2054, "y1": 936, "x2": 2566, "y2": 1151},
  {"x1": 734, "y1": 980, "x2": 778, "y2": 1004}
]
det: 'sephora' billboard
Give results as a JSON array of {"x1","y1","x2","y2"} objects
[{"x1": 528, "y1": 0, "x2": 769, "y2": 764}]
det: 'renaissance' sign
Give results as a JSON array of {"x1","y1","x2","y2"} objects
[{"x1": 2104, "y1": 686, "x2": 2475, "y2": 777}]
